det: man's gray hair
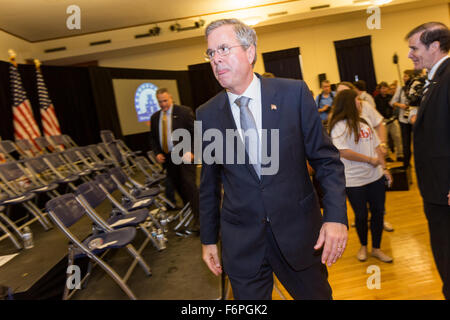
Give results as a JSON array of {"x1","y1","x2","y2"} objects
[{"x1": 205, "y1": 19, "x2": 257, "y2": 65}]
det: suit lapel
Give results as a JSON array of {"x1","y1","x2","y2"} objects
[{"x1": 260, "y1": 76, "x2": 279, "y2": 186}]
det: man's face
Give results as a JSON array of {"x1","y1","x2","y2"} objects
[
  {"x1": 322, "y1": 83, "x2": 331, "y2": 94},
  {"x1": 156, "y1": 92, "x2": 173, "y2": 112},
  {"x1": 408, "y1": 31, "x2": 435, "y2": 70},
  {"x1": 380, "y1": 86, "x2": 389, "y2": 96},
  {"x1": 207, "y1": 25, "x2": 255, "y2": 94}
]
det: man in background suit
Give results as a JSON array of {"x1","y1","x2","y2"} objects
[
  {"x1": 406, "y1": 22, "x2": 450, "y2": 299},
  {"x1": 196, "y1": 19, "x2": 348, "y2": 299},
  {"x1": 150, "y1": 88, "x2": 199, "y2": 233}
]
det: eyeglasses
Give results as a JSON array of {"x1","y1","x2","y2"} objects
[{"x1": 204, "y1": 45, "x2": 244, "y2": 61}]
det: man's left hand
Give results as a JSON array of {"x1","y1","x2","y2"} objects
[
  {"x1": 314, "y1": 222, "x2": 348, "y2": 267},
  {"x1": 182, "y1": 152, "x2": 194, "y2": 164}
]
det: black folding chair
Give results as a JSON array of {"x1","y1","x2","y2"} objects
[
  {"x1": 0, "y1": 163, "x2": 53, "y2": 238},
  {"x1": 75, "y1": 181, "x2": 166, "y2": 251},
  {"x1": 0, "y1": 205, "x2": 22, "y2": 250},
  {"x1": 46, "y1": 193, "x2": 152, "y2": 300},
  {"x1": 23, "y1": 156, "x2": 80, "y2": 192},
  {"x1": 0, "y1": 140, "x2": 25, "y2": 161}
]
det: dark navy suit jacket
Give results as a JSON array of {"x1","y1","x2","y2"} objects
[
  {"x1": 196, "y1": 75, "x2": 348, "y2": 277},
  {"x1": 413, "y1": 58, "x2": 450, "y2": 206}
]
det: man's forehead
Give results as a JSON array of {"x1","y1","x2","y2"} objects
[{"x1": 207, "y1": 25, "x2": 237, "y2": 44}]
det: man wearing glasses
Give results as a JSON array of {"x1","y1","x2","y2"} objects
[{"x1": 196, "y1": 19, "x2": 348, "y2": 299}]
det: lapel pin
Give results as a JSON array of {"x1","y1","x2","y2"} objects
[{"x1": 271, "y1": 104, "x2": 277, "y2": 110}]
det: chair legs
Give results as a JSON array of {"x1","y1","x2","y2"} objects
[{"x1": 0, "y1": 218, "x2": 22, "y2": 250}]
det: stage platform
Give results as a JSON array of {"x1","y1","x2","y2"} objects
[{"x1": 0, "y1": 201, "x2": 221, "y2": 300}]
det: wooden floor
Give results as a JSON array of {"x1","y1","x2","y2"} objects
[{"x1": 271, "y1": 161, "x2": 444, "y2": 300}]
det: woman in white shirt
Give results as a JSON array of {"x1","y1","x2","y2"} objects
[{"x1": 329, "y1": 89, "x2": 393, "y2": 263}]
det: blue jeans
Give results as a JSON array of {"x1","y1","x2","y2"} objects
[{"x1": 346, "y1": 177, "x2": 386, "y2": 248}]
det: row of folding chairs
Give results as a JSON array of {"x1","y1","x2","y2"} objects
[
  {"x1": 0, "y1": 135, "x2": 197, "y2": 299},
  {"x1": 0, "y1": 133, "x2": 171, "y2": 243}
]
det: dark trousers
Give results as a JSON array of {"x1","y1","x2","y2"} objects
[
  {"x1": 346, "y1": 177, "x2": 385, "y2": 248},
  {"x1": 227, "y1": 223, "x2": 332, "y2": 300},
  {"x1": 400, "y1": 122, "x2": 412, "y2": 168},
  {"x1": 423, "y1": 201, "x2": 450, "y2": 300},
  {"x1": 164, "y1": 158, "x2": 199, "y2": 223}
]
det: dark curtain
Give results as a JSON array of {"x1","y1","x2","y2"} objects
[
  {"x1": 0, "y1": 61, "x2": 100, "y2": 146},
  {"x1": 188, "y1": 62, "x2": 222, "y2": 109},
  {"x1": 262, "y1": 47, "x2": 303, "y2": 80},
  {"x1": 334, "y1": 35, "x2": 377, "y2": 94}
]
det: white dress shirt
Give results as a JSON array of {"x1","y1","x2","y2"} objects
[{"x1": 226, "y1": 73, "x2": 262, "y2": 143}]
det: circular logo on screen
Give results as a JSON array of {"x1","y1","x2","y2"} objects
[{"x1": 134, "y1": 83, "x2": 159, "y2": 122}]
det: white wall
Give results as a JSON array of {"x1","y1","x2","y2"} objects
[
  {"x1": 0, "y1": 31, "x2": 32, "y2": 63},
  {"x1": 99, "y1": 3, "x2": 450, "y2": 96}
]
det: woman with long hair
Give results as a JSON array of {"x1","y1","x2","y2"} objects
[{"x1": 329, "y1": 89, "x2": 393, "y2": 263}]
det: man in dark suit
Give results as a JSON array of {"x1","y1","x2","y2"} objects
[
  {"x1": 150, "y1": 88, "x2": 199, "y2": 233},
  {"x1": 406, "y1": 22, "x2": 450, "y2": 299},
  {"x1": 196, "y1": 19, "x2": 348, "y2": 300}
]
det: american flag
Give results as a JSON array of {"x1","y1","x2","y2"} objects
[
  {"x1": 9, "y1": 63, "x2": 42, "y2": 152},
  {"x1": 36, "y1": 67, "x2": 61, "y2": 137}
]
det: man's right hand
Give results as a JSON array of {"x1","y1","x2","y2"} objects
[
  {"x1": 156, "y1": 153, "x2": 166, "y2": 164},
  {"x1": 202, "y1": 244, "x2": 222, "y2": 276}
]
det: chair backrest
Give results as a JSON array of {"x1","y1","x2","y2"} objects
[
  {"x1": 75, "y1": 181, "x2": 107, "y2": 208},
  {"x1": 100, "y1": 130, "x2": 115, "y2": 143},
  {"x1": 0, "y1": 141, "x2": 23, "y2": 160},
  {"x1": 109, "y1": 167, "x2": 128, "y2": 185},
  {"x1": 105, "y1": 142, "x2": 124, "y2": 164},
  {"x1": 24, "y1": 157, "x2": 49, "y2": 174},
  {"x1": 95, "y1": 173, "x2": 117, "y2": 193},
  {"x1": 43, "y1": 153, "x2": 66, "y2": 168},
  {"x1": 63, "y1": 149, "x2": 81, "y2": 162},
  {"x1": 15, "y1": 139, "x2": 34, "y2": 153},
  {"x1": 46, "y1": 193, "x2": 85, "y2": 228},
  {"x1": 48, "y1": 135, "x2": 65, "y2": 146},
  {"x1": 0, "y1": 162, "x2": 26, "y2": 182},
  {"x1": 62, "y1": 135, "x2": 78, "y2": 148},
  {"x1": 34, "y1": 137, "x2": 53, "y2": 150}
]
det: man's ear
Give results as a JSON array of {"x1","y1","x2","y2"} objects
[
  {"x1": 247, "y1": 45, "x2": 256, "y2": 65},
  {"x1": 429, "y1": 40, "x2": 440, "y2": 53}
]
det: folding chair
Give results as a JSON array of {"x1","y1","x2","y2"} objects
[
  {"x1": 46, "y1": 193, "x2": 151, "y2": 300},
  {"x1": 0, "y1": 205, "x2": 22, "y2": 250},
  {"x1": 15, "y1": 139, "x2": 40, "y2": 159},
  {"x1": 34, "y1": 136, "x2": 56, "y2": 153},
  {"x1": 43, "y1": 135, "x2": 65, "y2": 151},
  {"x1": 62, "y1": 135, "x2": 78, "y2": 148},
  {"x1": 61, "y1": 148, "x2": 104, "y2": 175},
  {"x1": 75, "y1": 181, "x2": 166, "y2": 251},
  {"x1": 0, "y1": 167, "x2": 52, "y2": 236},
  {"x1": 94, "y1": 172, "x2": 173, "y2": 232},
  {"x1": 0, "y1": 140, "x2": 25, "y2": 161},
  {"x1": 102, "y1": 141, "x2": 135, "y2": 175},
  {"x1": 23, "y1": 156, "x2": 79, "y2": 192},
  {"x1": 43, "y1": 152, "x2": 91, "y2": 183}
]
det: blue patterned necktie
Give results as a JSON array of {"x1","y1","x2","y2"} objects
[{"x1": 235, "y1": 96, "x2": 261, "y2": 178}]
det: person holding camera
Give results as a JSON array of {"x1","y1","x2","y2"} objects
[{"x1": 390, "y1": 70, "x2": 425, "y2": 169}]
